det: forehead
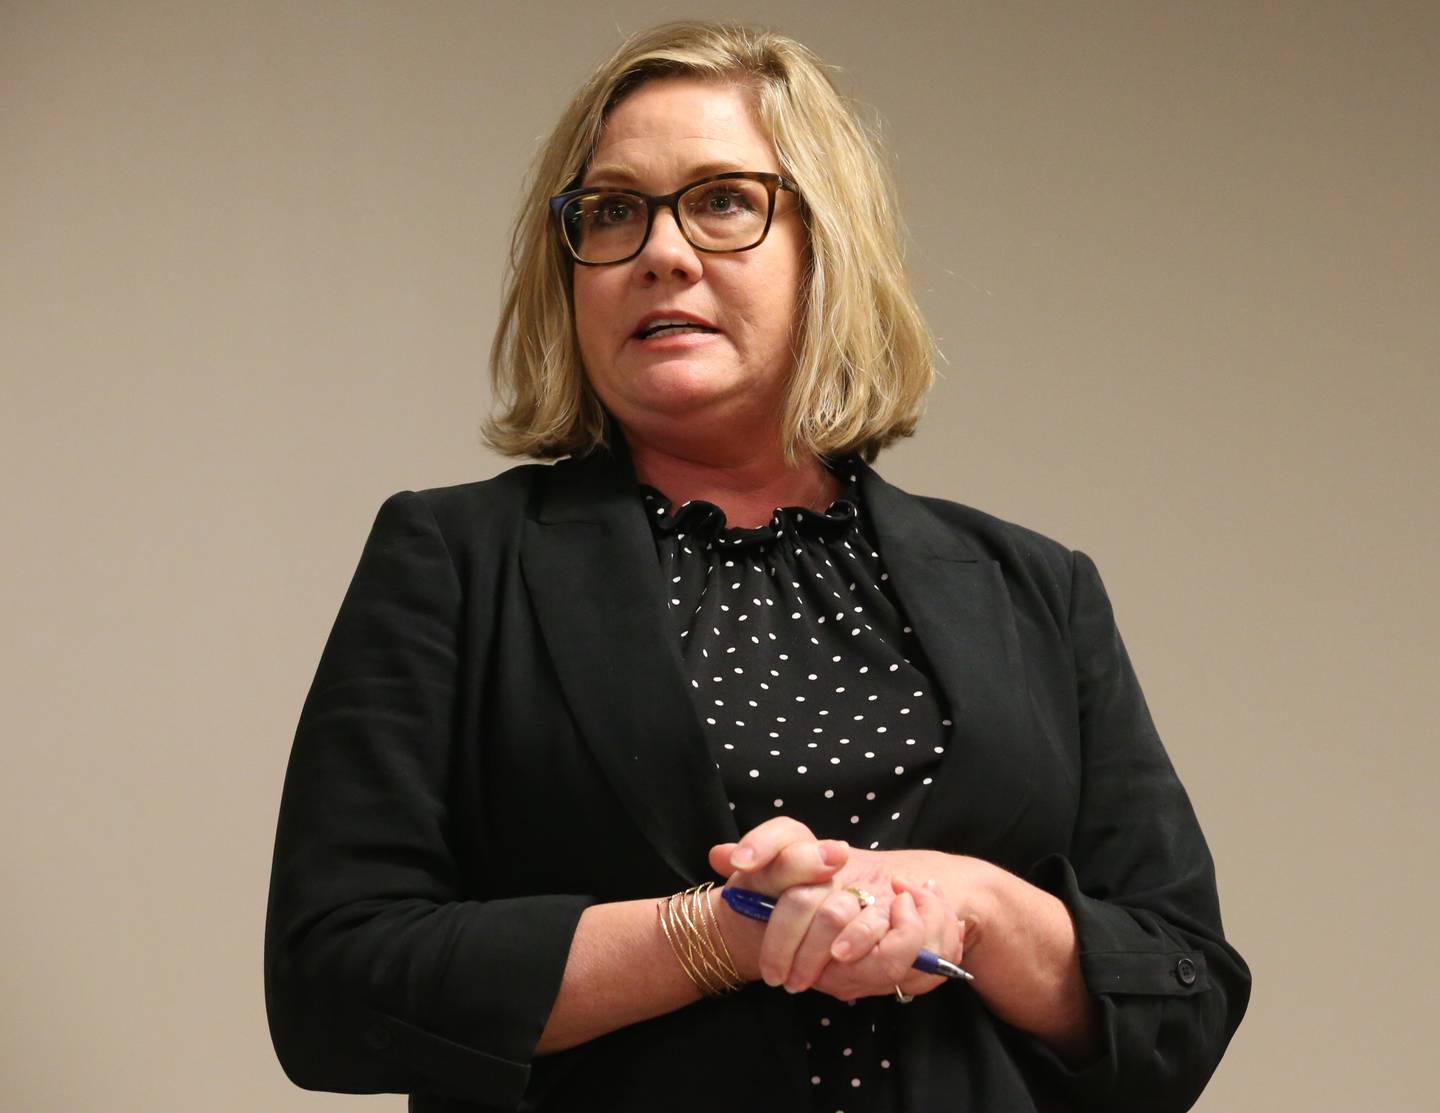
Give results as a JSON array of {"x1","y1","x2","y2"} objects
[{"x1": 587, "y1": 76, "x2": 778, "y2": 184}]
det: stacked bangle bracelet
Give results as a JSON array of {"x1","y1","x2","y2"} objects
[{"x1": 657, "y1": 882, "x2": 744, "y2": 996}]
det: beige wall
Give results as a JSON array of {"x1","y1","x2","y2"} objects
[{"x1": 3, "y1": 1, "x2": 1435, "y2": 1109}]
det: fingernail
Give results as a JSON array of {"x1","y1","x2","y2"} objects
[
  {"x1": 924, "y1": 878, "x2": 939, "y2": 893},
  {"x1": 832, "y1": 939, "x2": 852, "y2": 960},
  {"x1": 783, "y1": 980, "x2": 804, "y2": 994},
  {"x1": 732, "y1": 847, "x2": 756, "y2": 868},
  {"x1": 821, "y1": 843, "x2": 847, "y2": 866}
]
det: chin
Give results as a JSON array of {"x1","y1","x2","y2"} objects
[
  {"x1": 608, "y1": 387, "x2": 772, "y2": 445},
  {"x1": 619, "y1": 366, "x2": 752, "y2": 414}
]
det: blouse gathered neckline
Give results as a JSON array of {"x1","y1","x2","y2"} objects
[{"x1": 636, "y1": 466, "x2": 862, "y2": 550}]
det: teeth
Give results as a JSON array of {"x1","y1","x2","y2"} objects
[{"x1": 645, "y1": 324, "x2": 711, "y2": 338}]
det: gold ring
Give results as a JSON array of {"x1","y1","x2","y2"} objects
[
  {"x1": 846, "y1": 886, "x2": 876, "y2": 909},
  {"x1": 893, "y1": 985, "x2": 915, "y2": 1004}
]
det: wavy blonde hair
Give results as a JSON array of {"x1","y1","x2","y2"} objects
[{"x1": 484, "y1": 20, "x2": 934, "y2": 464}]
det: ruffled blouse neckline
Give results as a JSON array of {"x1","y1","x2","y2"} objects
[{"x1": 637, "y1": 465, "x2": 861, "y2": 550}]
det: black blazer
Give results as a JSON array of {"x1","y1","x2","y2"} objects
[{"x1": 264, "y1": 446, "x2": 1249, "y2": 1113}]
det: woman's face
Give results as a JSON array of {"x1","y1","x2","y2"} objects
[{"x1": 571, "y1": 77, "x2": 805, "y2": 452}]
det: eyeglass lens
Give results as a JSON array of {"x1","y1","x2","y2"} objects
[{"x1": 561, "y1": 178, "x2": 772, "y2": 264}]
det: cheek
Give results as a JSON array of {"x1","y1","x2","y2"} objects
[
  {"x1": 571, "y1": 275, "x2": 595, "y2": 335},
  {"x1": 753, "y1": 239, "x2": 805, "y2": 346},
  {"x1": 754, "y1": 271, "x2": 803, "y2": 348},
  {"x1": 571, "y1": 274, "x2": 612, "y2": 362}
]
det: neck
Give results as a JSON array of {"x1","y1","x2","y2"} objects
[{"x1": 619, "y1": 426, "x2": 839, "y2": 529}]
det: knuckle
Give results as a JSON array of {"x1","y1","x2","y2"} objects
[
  {"x1": 883, "y1": 954, "x2": 913, "y2": 982},
  {"x1": 781, "y1": 885, "x2": 824, "y2": 916},
  {"x1": 817, "y1": 898, "x2": 853, "y2": 932},
  {"x1": 775, "y1": 817, "x2": 812, "y2": 841},
  {"x1": 843, "y1": 916, "x2": 874, "y2": 946},
  {"x1": 776, "y1": 841, "x2": 814, "y2": 870},
  {"x1": 850, "y1": 914, "x2": 883, "y2": 945}
]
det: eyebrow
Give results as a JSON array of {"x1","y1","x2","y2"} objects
[{"x1": 582, "y1": 159, "x2": 752, "y2": 189}]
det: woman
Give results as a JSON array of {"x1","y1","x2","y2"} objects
[{"x1": 265, "y1": 21, "x2": 1249, "y2": 1113}]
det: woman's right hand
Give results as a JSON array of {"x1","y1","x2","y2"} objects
[
  {"x1": 710, "y1": 822, "x2": 964, "y2": 1003},
  {"x1": 707, "y1": 817, "x2": 851, "y2": 984},
  {"x1": 710, "y1": 819, "x2": 955, "y2": 999}
]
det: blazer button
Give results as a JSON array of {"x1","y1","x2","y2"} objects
[
  {"x1": 365, "y1": 1024, "x2": 393, "y2": 1051},
  {"x1": 1175, "y1": 957, "x2": 1198, "y2": 987}
]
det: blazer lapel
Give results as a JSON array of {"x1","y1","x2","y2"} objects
[
  {"x1": 520, "y1": 447, "x2": 738, "y2": 884},
  {"x1": 858, "y1": 463, "x2": 1038, "y2": 858}
]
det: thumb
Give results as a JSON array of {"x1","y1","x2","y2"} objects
[{"x1": 708, "y1": 842, "x2": 739, "y2": 877}]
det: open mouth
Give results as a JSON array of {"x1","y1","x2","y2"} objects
[{"x1": 634, "y1": 318, "x2": 721, "y2": 340}]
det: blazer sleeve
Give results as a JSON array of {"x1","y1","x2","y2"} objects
[
  {"x1": 1020, "y1": 549, "x2": 1251, "y2": 1112},
  {"x1": 264, "y1": 491, "x2": 594, "y2": 1108}
]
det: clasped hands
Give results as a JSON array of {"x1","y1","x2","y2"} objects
[{"x1": 707, "y1": 817, "x2": 976, "y2": 1004}]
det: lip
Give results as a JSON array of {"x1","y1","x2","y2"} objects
[
  {"x1": 631, "y1": 308, "x2": 720, "y2": 339},
  {"x1": 627, "y1": 329, "x2": 722, "y2": 353}
]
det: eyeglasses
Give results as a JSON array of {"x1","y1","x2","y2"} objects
[{"x1": 550, "y1": 171, "x2": 798, "y2": 266}]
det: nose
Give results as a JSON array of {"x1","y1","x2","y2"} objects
[{"x1": 635, "y1": 204, "x2": 701, "y2": 282}]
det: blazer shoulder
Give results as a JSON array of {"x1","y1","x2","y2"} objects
[
  {"x1": 372, "y1": 461, "x2": 554, "y2": 564},
  {"x1": 899, "y1": 489, "x2": 1083, "y2": 621},
  {"x1": 913, "y1": 491, "x2": 1075, "y2": 567},
  {"x1": 413, "y1": 461, "x2": 551, "y2": 518}
]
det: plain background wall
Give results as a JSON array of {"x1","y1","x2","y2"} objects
[{"x1": 3, "y1": 1, "x2": 1436, "y2": 1109}]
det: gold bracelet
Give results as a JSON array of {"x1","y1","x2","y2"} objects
[
  {"x1": 672, "y1": 890, "x2": 724, "y2": 995},
  {"x1": 679, "y1": 883, "x2": 740, "y2": 992},
  {"x1": 695, "y1": 881, "x2": 741, "y2": 986},
  {"x1": 657, "y1": 892, "x2": 712, "y2": 995},
  {"x1": 677, "y1": 885, "x2": 736, "y2": 995},
  {"x1": 659, "y1": 890, "x2": 722, "y2": 996},
  {"x1": 657, "y1": 883, "x2": 742, "y2": 997}
]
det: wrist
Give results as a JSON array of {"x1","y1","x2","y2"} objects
[
  {"x1": 920, "y1": 851, "x2": 1007, "y2": 961},
  {"x1": 708, "y1": 882, "x2": 764, "y2": 983}
]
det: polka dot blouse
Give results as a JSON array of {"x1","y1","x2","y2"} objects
[{"x1": 639, "y1": 461, "x2": 953, "y2": 1113}]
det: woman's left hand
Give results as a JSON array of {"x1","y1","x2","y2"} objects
[{"x1": 809, "y1": 873, "x2": 965, "y2": 1003}]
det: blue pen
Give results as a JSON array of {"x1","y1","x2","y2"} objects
[{"x1": 720, "y1": 886, "x2": 974, "y2": 981}]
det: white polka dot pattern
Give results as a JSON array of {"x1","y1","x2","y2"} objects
[{"x1": 640, "y1": 465, "x2": 951, "y2": 1113}]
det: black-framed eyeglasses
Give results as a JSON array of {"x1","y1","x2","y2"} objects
[{"x1": 549, "y1": 171, "x2": 799, "y2": 266}]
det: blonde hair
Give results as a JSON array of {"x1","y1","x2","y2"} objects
[{"x1": 484, "y1": 20, "x2": 934, "y2": 464}]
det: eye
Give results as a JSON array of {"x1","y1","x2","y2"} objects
[
  {"x1": 598, "y1": 199, "x2": 636, "y2": 225},
  {"x1": 690, "y1": 185, "x2": 756, "y2": 217}
]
